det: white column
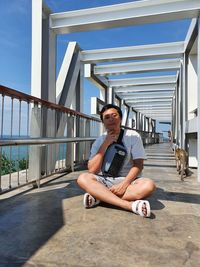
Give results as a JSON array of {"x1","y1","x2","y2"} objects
[
  {"x1": 31, "y1": 1, "x2": 57, "y2": 179},
  {"x1": 28, "y1": 105, "x2": 42, "y2": 186},
  {"x1": 181, "y1": 55, "x2": 187, "y2": 149},
  {"x1": 79, "y1": 62, "x2": 85, "y2": 112},
  {"x1": 197, "y1": 18, "x2": 200, "y2": 182},
  {"x1": 31, "y1": 0, "x2": 43, "y2": 98},
  {"x1": 99, "y1": 87, "x2": 106, "y2": 102},
  {"x1": 177, "y1": 73, "x2": 181, "y2": 147},
  {"x1": 48, "y1": 29, "x2": 56, "y2": 102},
  {"x1": 107, "y1": 86, "x2": 113, "y2": 104},
  {"x1": 29, "y1": 0, "x2": 44, "y2": 185},
  {"x1": 32, "y1": 0, "x2": 55, "y2": 101}
]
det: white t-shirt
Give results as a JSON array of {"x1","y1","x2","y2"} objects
[{"x1": 89, "y1": 129, "x2": 146, "y2": 177}]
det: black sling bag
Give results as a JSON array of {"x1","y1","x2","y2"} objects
[{"x1": 101, "y1": 129, "x2": 127, "y2": 177}]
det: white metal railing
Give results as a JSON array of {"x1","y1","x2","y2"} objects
[
  {"x1": 0, "y1": 85, "x2": 161, "y2": 193},
  {"x1": 0, "y1": 85, "x2": 101, "y2": 193}
]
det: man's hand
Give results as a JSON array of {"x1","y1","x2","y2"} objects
[
  {"x1": 109, "y1": 181, "x2": 130, "y2": 197},
  {"x1": 104, "y1": 129, "x2": 118, "y2": 145}
]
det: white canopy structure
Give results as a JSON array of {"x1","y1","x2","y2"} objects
[{"x1": 31, "y1": 0, "x2": 200, "y2": 180}]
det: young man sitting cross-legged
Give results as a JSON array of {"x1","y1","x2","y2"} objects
[{"x1": 77, "y1": 104, "x2": 156, "y2": 217}]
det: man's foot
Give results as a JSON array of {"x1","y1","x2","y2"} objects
[
  {"x1": 131, "y1": 200, "x2": 151, "y2": 217},
  {"x1": 83, "y1": 193, "x2": 100, "y2": 208}
]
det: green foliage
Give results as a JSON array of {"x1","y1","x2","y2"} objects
[
  {"x1": 18, "y1": 158, "x2": 28, "y2": 170},
  {"x1": 0, "y1": 154, "x2": 28, "y2": 175},
  {"x1": 0, "y1": 154, "x2": 16, "y2": 175}
]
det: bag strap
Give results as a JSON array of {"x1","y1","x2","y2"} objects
[{"x1": 117, "y1": 128, "x2": 124, "y2": 144}]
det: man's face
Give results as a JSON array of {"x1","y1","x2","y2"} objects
[{"x1": 102, "y1": 108, "x2": 121, "y2": 131}]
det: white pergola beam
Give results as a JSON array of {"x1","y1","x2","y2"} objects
[
  {"x1": 84, "y1": 64, "x2": 108, "y2": 90},
  {"x1": 120, "y1": 92, "x2": 174, "y2": 96},
  {"x1": 132, "y1": 102, "x2": 171, "y2": 105},
  {"x1": 122, "y1": 93, "x2": 174, "y2": 98},
  {"x1": 144, "y1": 114, "x2": 172, "y2": 118},
  {"x1": 131, "y1": 104, "x2": 172, "y2": 108},
  {"x1": 126, "y1": 99, "x2": 171, "y2": 106},
  {"x1": 137, "y1": 110, "x2": 172, "y2": 113},
  {"x1": 118, "y1": 92, "x2": 173, "y2": 100},
  {"x1": 109, "y1": 75, "x2": 177, "y2": 86},
  {"x1": 138, "y1": 111, "x2": 172, "y2": 114},
  {"x1": 136, "y1": 106, "x2": 172, "y2": 110},
  {"x1": 184, "y1": 18, "x2": 198, "y2": 53},
  {"x1": 116, "y1": 88, "x2": 175, "y2": 94},
  {"x1": 50, "y1": 0, "x2": 200, "y2": 34},
  {"x1": 127, "y1": 99, "x2": 172, "y2": 103},
  {"x1": 147, "y1": 116, "x2": 171, "y2": 120},
  {"x1": 139, "y1": 110, "x2": 172, "y2": 114},
  {"x1": 134, "y1": 111, "x2": 172, "y2": 119},
  {"x1": 136, "y1": 109, "x2": 172, "y2": 112},
  {"x1": 56, "y1": 42, "x2": 77, "y2": 100},
  {"x1": 138, "y1": 108, "x2": 172, "y2": 111},
  {"x1": 114, "y1": 84, "x2": 175, "y2": 92},
  {"x1": 138, "y1": 110, "x2": 172, "y2": 113},
  {"x1": 136, "y1": 109, "x2": 172, "y2": 113},
  {"x1": 94, "y1": 59, "x2": 181, "y2": 76},
  {"x1": 144, "y1": 114, "x2": 172, "y2": 116},
  {"x1": 147, "y1": 114, "x2": 172, "y2": 117},
  {"x1": 139, "y1": 114, "x2": 172, "y2": 117},
  {"x1": 81, "y1": 42, "x2": 184, "y2": 63},
  {"x1": 144, "y1": 116, "x2": 172, "y2": 119},
  {"x1": 142, "y1": 115, "x2": 172, "y2": 119}
]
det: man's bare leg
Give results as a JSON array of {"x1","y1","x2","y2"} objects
[
  {"x1": 122, "y1": 178, "x2": 156, "y2": 216},
  {"x1": 77, "y1": 173, "x2": 132, "y2": 211},
  {"x1": 122, "y1": 178, "x2": 155, "y2": 201},
  {"x1": 77, "y1": 173, "x2": 155, "y2": 213}
]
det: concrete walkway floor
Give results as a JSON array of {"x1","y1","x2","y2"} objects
[{"x1": 0, "y1": 143, "x2": 199, "y2": 267}]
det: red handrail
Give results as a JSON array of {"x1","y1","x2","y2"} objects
[{"x1": 0, "y1": 85, "x2": 100, "y2": 122}]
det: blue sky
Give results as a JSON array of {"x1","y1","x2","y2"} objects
[{"x1": 0, "y1": 0, "x2": 192, "y2": 134}]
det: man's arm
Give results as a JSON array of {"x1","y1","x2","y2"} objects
[
  {"x1": 88, "y1": 130, "x2": 118, "y2": 174},
  {"x1": 88, "y1": 141, "x2": 109, "y2": 174},
  {"x1": 124, "y1": 158, "x2": 144, "y2": 184}
]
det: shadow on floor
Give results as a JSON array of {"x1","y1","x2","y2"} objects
[
  {"x1": 151, "y1": 187, "x2": 200, "y2": 205},
  {"x1": 0, "y1": 178, "x2": 83, "y2": 267}
]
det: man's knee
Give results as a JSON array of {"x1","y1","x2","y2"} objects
[
  {"x1": 135, "y1": 178, "x2": 156, "y2": 195},
  {"x1": 77, "y1": 173, "x2": 87, "y2": 187},
  {"x1": 144, "y1": 178, "x2": 156, "y2": 194},
  {"x1": 77, "y1": 172, "x2": 95, "y2": 187}
]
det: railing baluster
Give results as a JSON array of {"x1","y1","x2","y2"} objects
[
  {"x1": 9, "y1": 97, "x2": 14, "y2": 188},
  {"x1": 0, "y1": 95, "x2": 4, "y2": 191},
  {"x1": 0, "y1": 85, "x2": 103, "y2": 194},
  {"x1": 17, "y1": 99, "x2": 22, "y2": 185},
  {"x1": 25, "y1": 102, "x2": 30, "y2": 183}
]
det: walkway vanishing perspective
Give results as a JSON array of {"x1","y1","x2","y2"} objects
[
  {"x1": 31, "y1": 0, "x2": 200, "y2": 181},
  {"x1": 0, "y1": 143, "x2": 199, "y2": 267}
]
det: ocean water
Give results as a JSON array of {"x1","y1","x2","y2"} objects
[
  {"x1": 1, "y1": 146, "x2": 29, "y2": 161},
  {"x1": 1, "y1": 135, "x2": 28, "y2": 160}
]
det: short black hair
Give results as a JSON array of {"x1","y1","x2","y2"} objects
[{"x1": 100, "y1": 104, "x2": 122, "y2": 121}]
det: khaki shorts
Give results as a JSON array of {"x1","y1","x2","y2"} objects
[{"x1": 94, "y1": 174, "x2": 140, "y2": 188}]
